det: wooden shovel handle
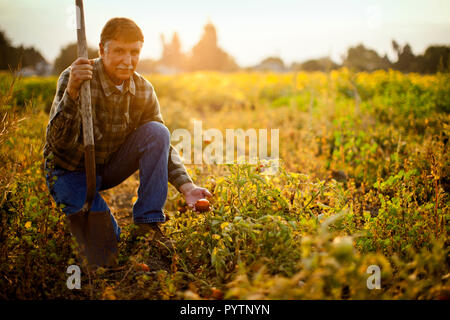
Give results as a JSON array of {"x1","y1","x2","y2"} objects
[{"x1": 76, "y1": 0, "x2": 96, "y2": 214}]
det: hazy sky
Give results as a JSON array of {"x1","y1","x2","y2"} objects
[{"x1": 0, "y1": 0, "x2": 449, "y2": 66}]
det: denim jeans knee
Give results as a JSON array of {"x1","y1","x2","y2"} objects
[{"x1": 139, "y1": 121, "x2": 170, "y2": 150}]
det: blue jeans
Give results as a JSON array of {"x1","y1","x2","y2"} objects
[{"x1": 45, "y1": 121, "x2": 171, "y2": 241}]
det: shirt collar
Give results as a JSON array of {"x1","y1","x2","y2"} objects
[{"x1": 95, "y1": 57, "x2": 136, "y2": 97}]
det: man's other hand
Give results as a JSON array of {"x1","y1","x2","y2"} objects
[{"x1": 179, "y1": 183, "x2": 212, "y2": 211}]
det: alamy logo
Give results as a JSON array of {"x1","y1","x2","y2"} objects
[
  {"x1": 171, "y1": 120, "x2": 279, "y2": 174},
  {"x1": 366, "y1": 265, "x2": 381, "y2": 289},
  {"x1": 66, "y1": 265, "x2": 81, "y2": 289}
]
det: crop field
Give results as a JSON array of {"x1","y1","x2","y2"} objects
[{"x1": 0, "y1": 69, "x2": 449, "y2": 299}]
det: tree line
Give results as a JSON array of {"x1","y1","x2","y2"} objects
[
  {"x1": 271, "y1": 42, "x2": 449, "y2": 74},
  {"x1": 0, "y1": 24, "x2": 448, "y2": 75},
  {"x1": 0, "y1": 30, "x2": 47, "y2": 73}
]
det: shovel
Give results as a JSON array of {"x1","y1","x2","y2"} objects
[{"x1": 67, "y1": 0, "x2": 118, "y2": 270}]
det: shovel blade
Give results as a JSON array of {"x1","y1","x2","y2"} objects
[{"x1": 68, "y1": 211, "x2": 118, "y2": 269}]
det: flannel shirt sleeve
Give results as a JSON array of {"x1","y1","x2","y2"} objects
[
  {"x1": 45, "y1": 68, "x2": 81, "y2": 154},
  {"x1": 140, "y1": 84, "x2": 194, "y2": 192}
]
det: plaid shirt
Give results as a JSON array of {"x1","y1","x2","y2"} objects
[{"x1": 44, "y1": 57, "x2": 192, "y2": 191}]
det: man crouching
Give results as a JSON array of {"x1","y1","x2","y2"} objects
[{"x1": 44, "y1": 17, "x2": 211, "y2": 247}]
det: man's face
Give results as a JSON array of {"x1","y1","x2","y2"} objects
[{"x1": 99, "y1": 39, "x2": 142, "y2": 84}]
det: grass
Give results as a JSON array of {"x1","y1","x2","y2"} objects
[{"x1": 0, "y1": 69, "x2": 448, "y2": 299}]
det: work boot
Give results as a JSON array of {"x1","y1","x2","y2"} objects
[{"x1": 132, "y1": 222, "x2": 176, "y2": 251}]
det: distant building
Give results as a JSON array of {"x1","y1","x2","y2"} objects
[
  {"x1": 251, "y1": 57, "x2": 287, "y2": 72},
  {"x1": 154, "y1": 64, "x2": 182, "y2": 75},
  {"x1": 17, "y1": 61, "x2": 52, "y2": 77}
]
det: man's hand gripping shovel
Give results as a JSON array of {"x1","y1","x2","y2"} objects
[{"x1": 67, "y1": 0, "x2": 118, "y2": 271}]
